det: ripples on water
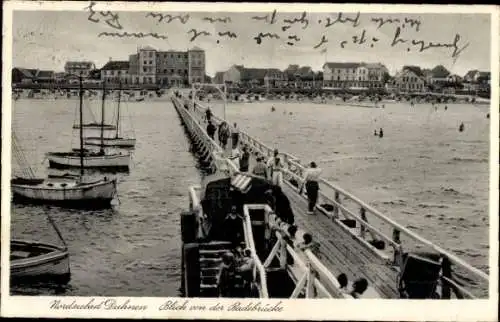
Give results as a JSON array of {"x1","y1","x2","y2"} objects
[
  {"x1": 10, "y1": 98, "x2": 490, "y2": 296},
  {"x1": 10, "y1": 98, "x2": 201, "y2": 296}
]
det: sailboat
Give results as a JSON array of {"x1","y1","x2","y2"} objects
[
  {"x1": 11, "y1": 214, "x2": 71, "y2": 284},
  {"x1": 11, "y1": 79, "x2": 118, "y2": 208},
  {"x1": 46, "y1": 81, "x2": 131, "y2": 170},
  {"x1": 84, "y1": 84, "x2": 136, "y2": 148},
  {"x1": 71, "y1": 89, "x2": 116, "y2": 130}
]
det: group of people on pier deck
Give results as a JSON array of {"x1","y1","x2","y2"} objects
[
  {"x1": 217, "y1": 246, "x2": 258, "y2": 297},
  {"x1": 200, "y1": 103, "x2": 373, "y2": 299},
  {"x1": 217, "y1": 205, "x2": 258, "y2": 297},
  {"x1": 203, "y1": 104, "x2": 322, "y2": 216}
]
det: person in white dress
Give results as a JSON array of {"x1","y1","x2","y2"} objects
[{"x1": 229, "y1": 146, "x2": 241, "y2": 170}]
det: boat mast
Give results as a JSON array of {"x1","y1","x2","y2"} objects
[
  {"x1": 79, "y1": 75, "x2": 84, "y2": 177},
  {"x1": 100, "y1": 82, "x2": 106, "y2": 154},
  {"x1": 116, "y1": 82, "x2": 122, "y2": 139}
]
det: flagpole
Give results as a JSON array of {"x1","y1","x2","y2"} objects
[{"x1": 322, "y1": 47, "x2": 328, "y2": 88}]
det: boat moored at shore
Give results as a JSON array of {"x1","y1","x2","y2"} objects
[
  {"x1": 11, "y1": 176, "x2": 117, "y2": 208},
  {"x1": 46, "y1": 150, "x2": 130, "y2": 171},
  {"x1": 11, "y1": 215, "x2": 71, "y2": 284},
  {"x1": 10, "y1": 240, "x2": 71, "y2": 283},
  {"x1": 83, "y1": 137, "x2": 136, "y2": 148}
]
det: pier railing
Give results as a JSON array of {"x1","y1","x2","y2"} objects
[
  {"x1": 174, "y1": 95, "x2": 354, "y2": 298},
  {"x1": 264, "y1": 208, "x2": 353, "y2": 299},
  {"x1": 242, "y1": 205, "x2": 270, "y2": 298},
  {"x1": 184, "y1": 96, "x2": 489, "y2": 298}
]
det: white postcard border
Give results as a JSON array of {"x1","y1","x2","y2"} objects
[{"x1": 1, "y1": 2, "x2": 498, "y2": 321}]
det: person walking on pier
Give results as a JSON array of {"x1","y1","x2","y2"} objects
[
  {"x1": 218, "y1": 121, "x2": 230, "y2": 149},
  {"x1": 267, "y1": 149, "x2": 285, "y2": 187},
  {"x1": 232, "y1": 123, "x2": 240, "y2": 148},
  {"x1": 223, "y1": 206, "x2": 244, "y2": 247},
  {"x1": 252, "y1": 156, "x2": 267, "y2": 178},
  {"x1": 300, "y1": 162, "x2": 322, "y2": 215},
  {"x1": 239, "y1": 146, "x2": 250, "y2": 172},
  {"x1": 273, "y1": 186, "x2": 295, "y2": 225},
  {"x1": 207, "y1": 121, "x2": 216, "y2": 140},
  {"x1": 206, "y1": 106, "x2": 213, "y2": 123},
  {"x1": 229, "y1": 145, "x2": 241, "y2": 169}
]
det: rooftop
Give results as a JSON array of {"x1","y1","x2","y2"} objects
[
  {"x1": 189, "y1": 46, "x2": 204, "y2": 51},
  {"x1": 101, "y1": 61, "x2": 130, "y2": 70},
  {"x1": 431, "y1": 65, "x2": 451, "y2": 78},
  {"x1": 65, "y1": 61, "x2": 95, "y2": 68},
  {"x1": 140, "y1": 45, "x2": 156, "y2": 51},
  {"x1": 323, "y1": 62, "x2": 361, "y2": 69},
  {"x1": 402, "y1": 65, "x2": 424, "y2": 77},
  {"x1": 464, "y1": 69, "x2": 479, "y2": 79},
  {"x1": 241, "y1": 68, "x2": 269, "y2": 80}
]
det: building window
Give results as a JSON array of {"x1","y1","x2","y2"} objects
[{"x1": 143, "y1": 67, "x2": 147, "y2": 72}]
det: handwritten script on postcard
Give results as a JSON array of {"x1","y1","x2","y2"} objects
[{"x1": 84, "y1": 2, "x2": 470, "y2": 61}]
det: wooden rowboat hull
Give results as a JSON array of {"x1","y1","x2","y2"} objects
[
  {"x1": 84, "y1": 137, "x2": 136, "y2": 148},
  {"x1": 72, "y1": 123, "x2": 116, "y2": 130},
  {"x1": 10, "y1": 240, "x2": 70, "y2": 284},
  {"x1": 46, "y1": 152, "x2": 130, "y2": 170},
  {"x1": 11, "y1": 178, "x2": 116, "y2": 209}
]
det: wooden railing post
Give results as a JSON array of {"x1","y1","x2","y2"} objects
[
  {"x1": 441, "y1": 255, "x2": 452, "y2": 299},
  {"x1": 279, "y1": 235, "x2": 287, "y2": 269},
  {"x1": 392, "y1": 228, "x2": 402, "y2": 266},
  {"x1": 360, "y1": 207, "x2": 367, "y2": 239},
  {"x1": 334, "y1": 192, "x2": 340, "y2": 219}
]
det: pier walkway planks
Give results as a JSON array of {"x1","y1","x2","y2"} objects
[{"x1": 187, "y1": 101, "x2": 400, "y2": 299}]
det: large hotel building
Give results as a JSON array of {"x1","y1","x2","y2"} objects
[{"x1": 100, "y1": 46, "x2": 206, "y2": 87}]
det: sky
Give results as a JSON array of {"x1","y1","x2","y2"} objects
[{"x1": 11, "y1": 7, "x2": 492, "y2": 77}]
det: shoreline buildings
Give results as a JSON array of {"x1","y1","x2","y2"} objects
[
  {"x1": 11, "y1": 45, "x2": 491, "y2": 94},
  {"x1": 322, "y1": 62, "x2": 389, "y2": 89},
  {"x1": 124, "y1": 46, "x2": 206, "y2": 86}
]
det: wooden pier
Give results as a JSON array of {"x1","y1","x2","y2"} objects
[{"x1": 170, "y1": 85, "x2": 489, "y2": 299}]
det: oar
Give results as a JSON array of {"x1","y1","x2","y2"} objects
[{"x1": 47, "y1": 214, "x2": 68, "y2": 250}]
